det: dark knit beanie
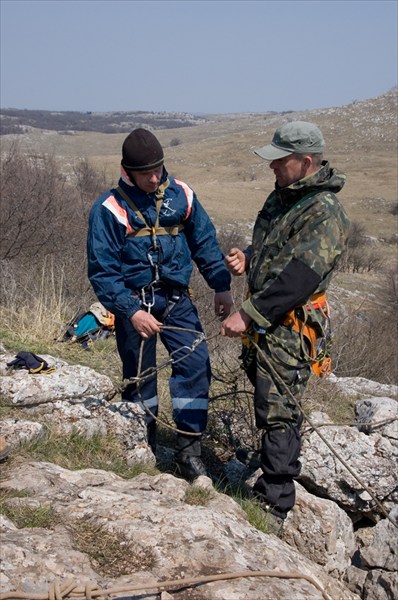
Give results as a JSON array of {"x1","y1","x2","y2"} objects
[{"x1": 121, "y1": 128, "x2": 164, "y2": 171}]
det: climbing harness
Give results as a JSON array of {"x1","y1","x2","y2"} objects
[
  {"x1": 281, "y1": 291, "x2": 332, "y2": 378},
  {"x1": 140, "y1": 282, "x2": 185, "y2": 321},
  {"x1": 241, "y1": 291, "x2": 332, "y2": 378},
  {"x1": 110, "y1": 184, "x2": 207, "y2": 436},
  {"x1": 116, "y1": 182, "x2": 184, "y2": 285}
]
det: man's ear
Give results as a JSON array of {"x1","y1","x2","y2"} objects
[{"x1": 302, "y1": 154, "x2": 315, "y2": 174}]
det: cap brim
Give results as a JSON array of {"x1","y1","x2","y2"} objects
[{"x1": 254, "y1": 144, "x2": 293, "y2": 161}]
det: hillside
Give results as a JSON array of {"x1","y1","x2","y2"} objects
[
  {"x1": 0, "y1": 108, "x2": 209, "y2": 134},
  {"x1": 2, "y1": 89, "x2": 396, "y2": 233}
]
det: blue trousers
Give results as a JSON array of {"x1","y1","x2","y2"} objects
[{"x1": 115, "y1": 288, "x2": 211, "y2": 434}]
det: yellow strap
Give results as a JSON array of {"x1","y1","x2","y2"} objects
[
  {"x1": 127, "y1": 224, "x2": 184, "y2": 237},
  {"x1": 28, "y1": 362, "x2": 45, "y2": 374},
  {"x1": 28, "y1": 364, "x2": 56, "y2": 375},
  {"x1": 116, "y1": 182, "x2": 171, "y2": 237}
]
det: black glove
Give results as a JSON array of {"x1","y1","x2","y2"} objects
[{"x1": 7, "y1": 352, "x2": 55, "y2": 374}]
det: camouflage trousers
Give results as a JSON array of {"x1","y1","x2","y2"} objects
[{"x1": 242, "y1": 324, "x2": 312, "y2": 519}]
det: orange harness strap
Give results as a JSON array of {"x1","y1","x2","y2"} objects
[{"x1": 282, "y1": 291, "x2": 331, "y2": 378}]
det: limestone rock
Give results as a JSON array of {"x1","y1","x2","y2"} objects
[
  {"x1": 283, "y1": 482, "x2": 356, "y2": 577},
  {"x1": 300, "y1": 421, "x2": 397, "y2": 519},
  {"x1": 0, "y1": 462, "x2": 359, "y2": 600},
  {"x1": 1, "y1": 353, "x2": 114, "y2": 405}
]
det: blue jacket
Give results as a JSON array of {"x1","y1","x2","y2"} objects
[{"x1": 87, "y1": 168, "x2": 231, "y2": 320}]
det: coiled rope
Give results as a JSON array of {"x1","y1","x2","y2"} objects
[
  {"x1": 104, "y1": 321, "x2": 397, "y2": 526},
  {"x1": 0, "y1": 568, "x2": 333, "y2": 600}
]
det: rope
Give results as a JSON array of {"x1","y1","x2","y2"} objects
[
  {"x1": 301, "y1": 417, "x2": 397, "y2": 430},
  {"x1": 248, "y1": 334, "x2": 398, "y2": 529},
  {"x1": 103, "y1": 320, "x2": 398, "y2": 502},
  {"x1": 4, "y1": 330, "x2": 394, "y2": 598},
  {"x1": 106, "y1": 324, "x2": 219, "y2": 437},
  {"x1": 0, "y1": 569, "x2": 333, "y2": 600}
]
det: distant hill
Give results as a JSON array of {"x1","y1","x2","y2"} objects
[
  {"x1": 1, "y1": 89, "x2": 396, "y2": 238},
  {"x1": 0, "y1": 108, "x2": 209, "y2": 135}
]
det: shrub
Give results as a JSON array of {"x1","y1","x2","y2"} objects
[
  {"x1": 339, "y1": 220, "x2": 383, "y2": 274},
  {"x1": 332, "y1": 296, "x2": 398, "y2": 385},
  {"x1": 390, "y1": 201, "x2": 398, "y2": 216}
]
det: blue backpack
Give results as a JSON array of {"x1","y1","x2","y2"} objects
[{"x1": 60, "y1": 303, "x2": 115, "y2": 349}]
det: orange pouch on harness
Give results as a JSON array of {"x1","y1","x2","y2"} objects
[{"x1": 282, "y1": 291, "x2": 331, "y2": 378}]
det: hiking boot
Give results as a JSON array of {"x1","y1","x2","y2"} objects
[
  {"x1": 0, "y1": 437, "x2": 10, "y2": 462},
  {"x1": 236, "y1": 447, "x2": 261, "y2": 469},
  {"x1": 174, "y1": 433, "x2": 208, "y2": 481},
  {"x1": 147, "y1": 421, "x2": 157, "y2": 455},
  {"x1": 175, "y1": 455, "x2": 208, "y2": 481}
]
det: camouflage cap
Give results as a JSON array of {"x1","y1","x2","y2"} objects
[{"x1": 254, "y1": 121, "x2": 325, "y2": 160}]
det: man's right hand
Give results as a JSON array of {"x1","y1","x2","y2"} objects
[
  {"x1": 220, "y1": 308, "x2": 251, "y2": 338},
  {"x1": 225, "y1": 247, "x2": 247, "y2": 276},
  {"x1": 130, "y1": 310, "x2": 162, "y2": 338}
]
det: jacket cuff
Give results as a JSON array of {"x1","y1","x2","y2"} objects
[
  {"x1": 241, "y1": 298, "x2": 272, "y2": 329},
  {"x1": 213, "y1": 272, "x2": 232, "y2": 293},
  {"x1": 126, "y1": 305, "x2": 141, "y2": 321}
]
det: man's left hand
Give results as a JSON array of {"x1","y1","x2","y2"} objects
[{"x1": 214, "y1": 291, "x2": 234, "y2": 320}]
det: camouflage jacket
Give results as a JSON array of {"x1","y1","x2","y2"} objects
[{"x1": 241, "y1": 161, "x2": 350, "y2": 329}]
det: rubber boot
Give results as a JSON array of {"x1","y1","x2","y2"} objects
[
  {"x1": 174, "y1": 433, "x2": 208, "y2": 481},
  {"x1": 147, "y1": 421, "x2": 157, "y2": 456},
  {"x1": 236, "y1": 447, "x2": 261, "y2": 469}
]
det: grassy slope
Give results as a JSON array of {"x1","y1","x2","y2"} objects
[
  {"x1": 3, "y1": 90, "x2": 396, "y2": 208},
  {"x1": 2, "y1": 89, "x2": 397, "y2": 307},
  {"x1": 2, "y1": 89, "x2": 398, "y2": 312}
]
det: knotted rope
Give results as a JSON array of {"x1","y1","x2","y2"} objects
[{"x1": 0, "y1": 568, "x2": 333, "y2": 600}]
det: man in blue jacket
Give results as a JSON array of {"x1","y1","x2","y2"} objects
[{"x1": 87, "y1": 128, "x2": 233, "y2": 480}]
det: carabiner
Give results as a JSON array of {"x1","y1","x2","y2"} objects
[
  {"x1": 141, "y1": 284, "x2": 155, "y2": 312},
  {"x1": 147, "y1": 245, "x2": 160, "y2": 282}
]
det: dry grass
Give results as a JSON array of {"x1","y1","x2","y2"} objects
[
  {"x1": 184, "y1": 484, "x2": 215, "y2": 506},
  {"x1": 69, "y1": 518, "x2": 156, "y2": 578},
  {"x1": 0, "y1": 489, "x2": 60, "y2": 529},
  {"x1": 8, "y1": 425, "x2": 159, "y2": 479}
]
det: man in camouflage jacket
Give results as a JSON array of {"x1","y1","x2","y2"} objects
[{"x1": 221, "y1": 121, "x2": 350, "y2": 530}]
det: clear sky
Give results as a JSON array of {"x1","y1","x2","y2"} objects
[{"x1": 1, "y1": 0, "x2": 397, "y2": 114}]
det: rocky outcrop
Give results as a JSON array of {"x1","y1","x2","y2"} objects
[
  {"x1": 0, "y1": 349, "x2": 397, "y2": 599},
  {"x1": 283, "y1": 482, "x2": 357, "y2": 578},
  {"x1": 1, "y1": 462, "x2": 359, "y2": 600}
]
